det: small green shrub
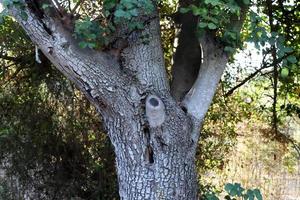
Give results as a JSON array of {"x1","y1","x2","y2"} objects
[{"x1": 202, "y1": 183, "x2": 263, "y2": 200}]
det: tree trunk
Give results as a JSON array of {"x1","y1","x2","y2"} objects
[
  {"x1": 103, "y1": 94, "x2": 200, "y2": 200},
  {"x1": 116, "y1": 149, "x2": 198, "y2": 199}
]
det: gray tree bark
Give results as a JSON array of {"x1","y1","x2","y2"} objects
[{"x1": 1, "y1": 1, "x2": 237, "y2": 199}]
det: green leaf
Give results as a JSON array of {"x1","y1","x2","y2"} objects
[
  {"x1": 281, "y1": 68, "x2": 289, "y2": 78},
  {"x1": 208, "y1": 23, "x2": 217, "y2": 29},
  {"x1": 128, "y1": 8, "x2": 138, "y2": 17},
  {"x1": 282, "y1": 47, "x2": 293, "y2": 53},
  {"x1": 42, "y1": 3, "x2": 52, "y2": 9},
  {"x1": 78, "y1": 41, "x2": 88, "y2": 48},
  {"x1": 87, "y1": 42, "x2": 96, "y2": 49},
  {"x1": 246, "y1": 190, "x2": 255, "y2": 200},
  {"x1": 122, "y1": 0, "x2": 134, "y2": 9},
  {"x1": 114, "y1": 9, "x2": 131, "y2": 19},
  {"x1": 3, "y1": 0, "x2": 12, "y2": 8},
  {"x1": 87, "y1": 33, "x2": 97, "y2": 40},
  {"x1": 253, "y1": 189, "x2": 263, "y2": 200},
  {"x1": 206, "y1": 193, "x2": 219, "y2": 200},
  {"x1": 205, "y1": 0, "x2": 221, "y2": 6},
  {"x1": 0, "y1": 13, "x2": 4, "y2": 24},
  {"x1": 198, "y1": 22, "x2": 208, "y2": 28},
  {"x1": 192, "y1": 8, "x2": 202, "y2": 15},
  {"x1": 225, "y1": 183, "x2": 234, "y2": 194},
  {"x1": 104, "y1": 0, "x2": 117, "y2": 10},
  {"x1": 179, "y1": 7, "x2": 190, "y2": 13},
  {"x1": 225, "y1": 183, "x2": 245, "y2": 197},
  {"x1": 190, "y1": 5, "x2": 200, "y2": 15},
  {"x1": 277, "y1": 49, "x2": 285, "y2": 58},
  {"x1": 234, "y1": 183, "x2": 244, "y2": 196},
  {"x1": 287, "y1": 55, "x2": 297, "y2": 64},
  {"x1": 224, "y1": 46, "x2": 235, "y2": 53},
  {"x1": 243, "y1": 0, "x2": 250, "y2": 5}
]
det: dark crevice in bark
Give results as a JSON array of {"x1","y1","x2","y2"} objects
[
  {"x1": 105, "y1": 38, "x2": 129, "y2": 64},
  {"x1": 155, "y1": 135, "x2": 168, "y2": 148},
  {"x1": 144, "y1": 126, "x2": 150, "y2": 141},
  {"x1": 26, "y1": 0, "x2": 54, "y2": 35},
  {"x1": 144, "y1": 125, "x2": 154, "y2": 164},
  {"x1": 180, "y1": 105, "x2": 188, "y2": 114},
  {"x1": 106, "y1": 16, "x2": 158, "y2": 65},
  {"x1": 147, "y1": 145, "x2": 154, "y2": 164}
]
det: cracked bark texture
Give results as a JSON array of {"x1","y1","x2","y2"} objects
[
  {"x1": 2, "y1": 1, "x2": 235, "y2": 199},
  {"x1": 108, "y1": 98, "x2": 199, "y2": 199}
]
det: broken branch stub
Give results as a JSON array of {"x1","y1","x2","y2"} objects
[{"x1": 145, "y1": 95, "x2": 166, "y2": 127}]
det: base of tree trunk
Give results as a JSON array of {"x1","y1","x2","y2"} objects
[{"x1": 116, "y1": 150, "x2": 198, "y2": 199}]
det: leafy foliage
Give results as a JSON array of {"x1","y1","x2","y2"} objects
[
  {"x1": 201, "y1": 183, "x2": 263, "y2": 200},
  {"x1": 0, "y1": 179, "x2": 13, "y2": 200},
  {"x1": 1, "y1": 0, "x2": 28, "y2": 20},
  {"x1": 74, "y1": 17, "x2": 111, "y2": 49},
  {"x1": 179, "y1": 0, "x2": 249, "y2": 52},
  {"x1": 72, "y1": 0, "x2": 154, "y2": 48},
  {"x1": 224, "y1": 183, "x2": 262, "y2": 200},
  {"x1": 0, "y1": 18, "x2": 118, "y2": 199}
]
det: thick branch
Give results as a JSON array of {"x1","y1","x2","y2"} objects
[
  {"x1": 2, "y1": 0, "x2": 133, "y2": 116},
  {"x1": 170, "y1": 0, "x2": 202, "y2": 101},
  {"x1": 170, "y1": 12, "x2": 201, "y2": 101},
  {"x1": 182, "y1": 35, "x2": 228, "y2": 121},
  {"x1": 181, "y1": 5, "x2": 249, "y2": 121},
  {"x1": 121, "y1": 16, "x2": 170, "y2": 94}
]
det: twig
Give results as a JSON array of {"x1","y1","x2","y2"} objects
[
  {"x1": 266, "y1": 0, "x2": 279, "y2": 135},
  {"x1": 225, "y1": 53, "x2": 268, "y2": 97},
  {"x1": 71, "y1": 0, "x2": 85, "y2": 14}
]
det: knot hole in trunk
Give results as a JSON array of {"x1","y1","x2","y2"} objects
[{"x1": 145, "y1": 95, "x2": 165, "y2": 128}]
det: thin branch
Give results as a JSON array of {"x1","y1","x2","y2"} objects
[
  {"x1": 67, "y1": 0, "x2": 72, "y2": 12},
  {"x1": 2, "y1": 65, "x2": 28, "y2": 85},
  {"x1": 0, "y1": 54, "x2": 23, "y2": 62},
  {"x1": 224, "y1": 39, "x2": 293, "y2": 97},
  {"x1": 225, "y1": 53, "x2": 269, "y2": 97},
  {"x1": 266, "y1": 0, "x2": 279, "y2": 135},
  {"x1": 51, "y1": 0, "x2": 63, "y2": 11},
  {"x1": 225, "y1": 67, "x2": 265, "y2": 97},
  {"x1": 71, "y1": 0, "x2": 84, "y2": 14},
  {"x1": 276, "y1": 131, "x2": 300, "y2": 158}
]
